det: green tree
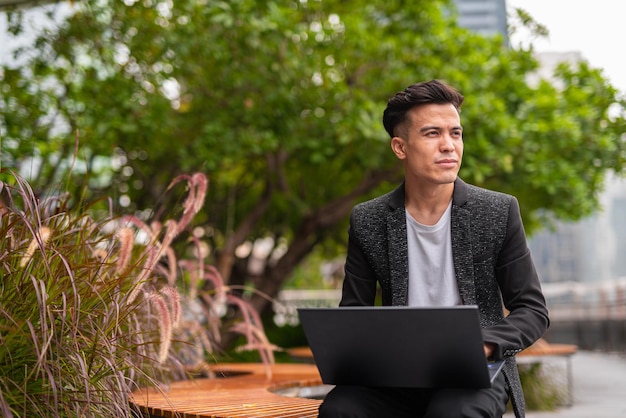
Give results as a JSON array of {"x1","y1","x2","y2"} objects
[{"x1": 1, "y1": 0, "x2": 624, "y2": 319}]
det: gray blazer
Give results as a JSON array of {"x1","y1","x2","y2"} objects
[{"x1": 340, "y1": 178, "x2": 550, "y2": 418}]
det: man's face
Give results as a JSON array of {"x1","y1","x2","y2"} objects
[{"x1": 390, "y1": 103, "x2": 463, "y2": 187}]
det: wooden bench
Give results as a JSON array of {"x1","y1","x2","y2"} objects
[
  {"x1": 132, "y1": 340, "x2": 577, "y2": 417},
  {"x1": 131, "y1": 363, "x2": 324, "y2": 417}
]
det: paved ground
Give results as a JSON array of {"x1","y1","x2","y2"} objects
[{"x1": 505, "y1": 350, "x2": 626, "y2": 418}]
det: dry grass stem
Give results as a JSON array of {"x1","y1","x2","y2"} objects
[{"x1": 1, "y1": 170, "x2": 279, "y2": 417}]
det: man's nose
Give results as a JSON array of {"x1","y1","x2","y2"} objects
[{"x1": 440, "y1": 134, "x2": 455, "y2": 151}]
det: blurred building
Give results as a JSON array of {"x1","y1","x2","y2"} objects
[
  {"x1": 454, "y1": 0, "x2": 509, "y2": 44},
  {"x1": 529, "y1": 174, "x2": 626, "y2": 284}
]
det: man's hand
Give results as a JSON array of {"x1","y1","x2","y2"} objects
[{"x1": 484, "y1": 343, "x2": 495, "y2": 358}]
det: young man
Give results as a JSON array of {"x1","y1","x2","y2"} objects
[{"x1": 319, "y1": 80, "x2": 549, "y2": 418}]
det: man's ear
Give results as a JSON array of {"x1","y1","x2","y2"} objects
[{"x1": 391, "y1": 136, "x2": 407, "y2": 159}]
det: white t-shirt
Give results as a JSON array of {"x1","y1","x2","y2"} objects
[{"x1": 406, "y1": 202, "x2": 462, "y2": 307}]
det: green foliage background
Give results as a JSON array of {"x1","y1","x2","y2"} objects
[{"x1": 1, "y1": 0, "x2": 625, "y2": 308}]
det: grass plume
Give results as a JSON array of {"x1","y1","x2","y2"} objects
[{"x1": 0, "y1": 169, "x2": 277, "y2": 417}]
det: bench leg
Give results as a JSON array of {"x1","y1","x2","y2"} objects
[{"x1": 565, "y1": 356, "x2": 574, "y2": 407}]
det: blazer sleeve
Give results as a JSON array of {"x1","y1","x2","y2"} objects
[
  {"x1": 482, "y1": 197, "x2": 550, "y2": 359},
  {"x1": 339, "y1": 210, "x2": 378, "y2": 306}
]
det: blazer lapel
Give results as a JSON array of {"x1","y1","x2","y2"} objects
[
  {"x1": 387, "y1": 183, "x2": 409, "y2": 306},
  {"x1": 451, "y1": 179, "x2": 477, "y2": 305}
]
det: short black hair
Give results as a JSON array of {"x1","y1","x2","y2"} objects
[{"x1": 382, "y1": 79, "x2": 464, "y2": 138}]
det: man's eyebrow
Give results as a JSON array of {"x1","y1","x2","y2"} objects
[
  {"x1": 419, "y1": 125, "x2": 440, "y2": 133},
  {"x1": 418, "y1": 125, "x2": 463, "y2": 132}
]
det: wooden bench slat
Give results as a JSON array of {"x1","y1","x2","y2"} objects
[{"x1": 131, "y1": 363, "x2": 323, "y2": 418}]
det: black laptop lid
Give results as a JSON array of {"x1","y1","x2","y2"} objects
[{"x1": 298, "y1": 306, "x2": 500, "y2": 389}]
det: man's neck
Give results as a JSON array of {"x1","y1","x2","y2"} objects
[{"x1": 404, "y1": 181, "x2": 454, "y2": 226}]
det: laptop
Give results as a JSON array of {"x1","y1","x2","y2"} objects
[{"x1": 298, "y1": 305, "x2": 504, "y2": 389}]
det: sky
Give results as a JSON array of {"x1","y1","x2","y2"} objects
[{"x1": 506, "y1": 0, "x2": 626, "y2": 92}]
